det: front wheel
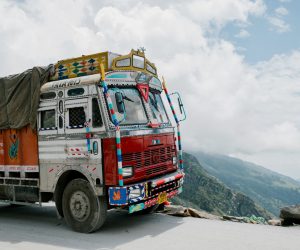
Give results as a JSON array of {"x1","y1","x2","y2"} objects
[{"x1": 62, "y1": 178, "x2": 107, "y2": 233}]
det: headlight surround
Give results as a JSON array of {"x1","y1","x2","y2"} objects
[
  {"x1": 122, "y1": 166, "x2": 134, "y2": 178},
  {"x1": 172, "y1": 156, "x2": 177, "y2": 166}
]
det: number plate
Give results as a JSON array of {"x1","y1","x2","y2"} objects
[{"x1": 157, "y1": 192, "x2": 167, "y2": 204}]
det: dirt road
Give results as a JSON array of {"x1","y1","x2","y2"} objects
[{"x1": 0, "y1": 203, "x2": 299, "y2": 250}]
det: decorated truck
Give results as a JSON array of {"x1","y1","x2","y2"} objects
[{"x1": 0, "y1": 49, "x2": 186, "y2": 233}]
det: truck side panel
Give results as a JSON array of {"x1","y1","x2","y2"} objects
[
  {"x1": 0, "y1": 125, "x2": 38, "y2": 178},
  {"x1": 0, "y1": 134, "x2": 3, "y2": 167}
]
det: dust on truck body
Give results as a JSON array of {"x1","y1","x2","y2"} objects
[{"x1": 0, "y1": 49, "x2": 185, "y2": 233}]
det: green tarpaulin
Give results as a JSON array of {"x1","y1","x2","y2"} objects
[{"x1": 0, "y1": 65, "x2": 54, "y2": 130}]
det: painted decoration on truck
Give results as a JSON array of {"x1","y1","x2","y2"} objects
[
  {"x1": 108, "y1": 187, "x2": 128, "y2": 205},
  {"x1": 137, "y1": 84, "x2": 149, "y2": 102},
  {"x1": 145, "y1": 197, "x2": 158, "y2": 208},
  {"x1": 106, "y1": 73, "x2": 128, "y2": 79},
  {"x1": 9, "y1": 134, "x2": 19, "y2": 159},
  {"x1": 129, "y1": 203, "x2": 145, "y2": 213},
  {"x1": 50, "y1": 53, "x2": 108, "y2": 81},
  {"x1": 128, "y1": 184, "x2": 145, "y2": 203}
]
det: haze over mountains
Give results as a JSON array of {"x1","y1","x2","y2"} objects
[
  {"x1": 179, "y1": 151, "x2": 300, "y2": 217},
  {"x1": 173, "y1": 152, "x2": 272, "y2": 219}
]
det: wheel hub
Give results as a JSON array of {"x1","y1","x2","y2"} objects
[{"x1": 69, "y1": 191, "x2": 91, "y2": 222}]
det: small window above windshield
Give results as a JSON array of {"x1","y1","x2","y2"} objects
[
  {"x1": 67, "y1": 88, "x2": 85, "y2": 97},
  {"x1": 146, "y1": 63, "x2": 156, "y2": 75},
  {"x1": 133, "y1": 55, "x2": 145, "y2": 69},
  {"x1": 41, "y1": 92, "x2": 56, "y2": 100},
  {"x1": 116, "y1": 58, "x2": 131, "y2": 67}
]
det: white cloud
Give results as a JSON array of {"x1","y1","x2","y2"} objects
[
  {"x1": 275, "y1": 6, "x2": 289, "y2": 16},
  {"x1": 93, "y1": 4, "x2": 207, "y2": 59},
  {"x1": 0, "y1": 0, "x2": 95, "y2": 74},
  {"x1": 267, "y1": 5, "x2": 290, "y2": 33},
  {"x1": 1, "y1": 0, "x2": 300, "y2": 178},
  {"x1": 268, "y1": 16, "x2": 290, "y2": 33},
  {"x1": 183, "y1": 0, "x2": 266, "y2": 26},
  {"x1": 235, "y1": 29, "x2": 250, "y2": 38}
]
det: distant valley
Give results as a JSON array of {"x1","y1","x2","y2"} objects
[
  {"x1": 187, "y1": 151, "x2": 300, "y2": 216},
  {"x1": 173, "y1": 152, "x2": 272, "y2": 219}
]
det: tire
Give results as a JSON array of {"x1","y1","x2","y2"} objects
[
  {"x1": 62, "y1": 178, "x2": 107, "y2": 233},
  {"x1": 54, "y1": 194, "x2": 64, "y2": 218}
]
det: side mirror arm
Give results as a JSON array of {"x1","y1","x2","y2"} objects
[{"x1": 169, "y1": 92, "x2": 186, "y2": 122}]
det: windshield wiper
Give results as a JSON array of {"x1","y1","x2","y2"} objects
[
  {"x1": 150, "y1": 95, "x2": 159, "y2": 111},
  {"x1": 122, "y1": 94, "x2": 134, "y2": 103}
]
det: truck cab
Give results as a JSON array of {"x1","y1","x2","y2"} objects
[{"x1": 0, "y1": 49, "x2": 185, "y2": 233}]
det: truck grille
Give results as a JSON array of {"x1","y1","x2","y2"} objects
[
  {"x1": 146, "y1": 165, "x2": 168, "y2": 175},
  {"x1": 123, "y1": 152, "x2": 142, "y2": 168},
  {"x1": 123, "y1": 146, "x2": 175, "y2": 170}
]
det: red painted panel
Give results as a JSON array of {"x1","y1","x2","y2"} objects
[
  {"x1": 103, "y1": 133, "x2": 177, "y2": 186},
  {"x1": 103, "y1": 138, "x2": 117, "y2": 185},
  {"x1": 122, "y1": 137, "x2": 144, "y2": 153}
]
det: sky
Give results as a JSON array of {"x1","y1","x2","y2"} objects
[{"x1": 1, "y1": 0, "x2": 300, "y2": 179}]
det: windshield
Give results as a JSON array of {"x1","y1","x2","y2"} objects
[
  {"x1": 149, "y1": 91, "x2": 169, "y2": 123},
  {"x1": 108, "y1": 88, "x2": 148, "y2": 125}
]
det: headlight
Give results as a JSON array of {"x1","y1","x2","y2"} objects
[
  {"x1": 122, "y1": 166, "x2": 133, "y2": 178},
  {"x1": 172, "y1": 156, "x2": 177, "y2": 166}
]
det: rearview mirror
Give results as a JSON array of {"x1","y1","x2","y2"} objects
[
  {"x1": 178, "y1": 97, "x2": 183, "y2": 114},
  {"x1": 115, "y1": 92, "x2": 125, "y2": 114}
]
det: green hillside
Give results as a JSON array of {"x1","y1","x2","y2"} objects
[
  {"x1": 194, "y1": 151, "x2": 300, "y2": 216},
  {"x1": 173, "y1": 152, "x2": 272, "y2": 219}
]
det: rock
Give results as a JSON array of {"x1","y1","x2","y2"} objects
[
  {"x1": 280, "y1": 205, "x2": 300, "y2": 220},
  {"x1": 223, "y1": 215, "x2": 266, "y2": 224},
  {"x1": 162, "y1": 205, "x2": 221, "y2": 220},
  {"x1": 223, "y1": 215, "x2": 245, "y2": 223},
  {"x1": 163, "y1": 206, "x2": 269, "y2": 225},
  {"x1": 268, "y1": 219, "x2": 282, "y2": 226},
  {"x1": 280, "y1": 205, "x2": 300, "y2": 225}
]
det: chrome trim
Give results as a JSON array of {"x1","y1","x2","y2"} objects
[{"x1": 38, "y1": 127, "x2": 174, "y2": 140}]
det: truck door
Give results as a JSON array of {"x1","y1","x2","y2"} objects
[
  {"x1": 87, "y1": 97, "x2": 104, "y2": 179},
  {"x1": 65, "y1": 98, "x2": 89, "y2": 158}
]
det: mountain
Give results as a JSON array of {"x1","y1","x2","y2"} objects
[
  {"x1": 173, "y1": 152, "x2": 272, "y2": 219},
  {"x1": 193, "y1": 151, "x2": 300, "y2": 216}
]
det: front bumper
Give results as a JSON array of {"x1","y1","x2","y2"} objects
[{"x1": 108, "y1": 170, "x2": 184, "y2": 213}]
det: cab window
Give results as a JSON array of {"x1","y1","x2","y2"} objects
[
  {"x1": 69, "y1": 107, "x2": 86, "y2": 128},
  {"x1": 92, "y1": 98, "x2": 103, "y2": 128},
  {"x1": 41, "y1": 109, "x2": 56, "y2": 129}
]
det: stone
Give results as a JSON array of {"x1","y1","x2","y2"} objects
[
  {"x1": 280, "y1": 205, "x2": 300, "y2": 226},
  {"x1": 268, "y1": 219, "x2": 282, "y2": 226},
  {"x1": 280, "y1": 205, "x2": 300, "y2": 220},
  {"x1": 161, "y1": 205, "x2": 221, "y2": 220}
]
